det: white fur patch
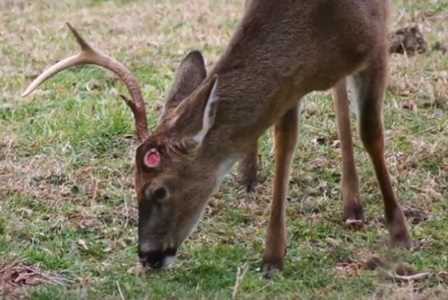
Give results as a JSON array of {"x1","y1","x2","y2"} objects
[
  {"x1": 163, "y1": 256, "x2": 177, "y2": 269},
  {"x1": 346, "y1": 77, "x2": 359, "y2": 118},
  {"x1": 193, "y1": 79, "x2": 219, "y2": 144},
  {"x1": 215, "y1": 157, "x2": 238, "y2": 187}
]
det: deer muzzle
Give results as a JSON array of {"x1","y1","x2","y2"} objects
[{"x1": 138, "y1": 246, "x2": 177, "y2": 270}]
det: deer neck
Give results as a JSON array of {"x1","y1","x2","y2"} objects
[{"x1": 203, "y1": 38, "x2": 307, "y2": 158}]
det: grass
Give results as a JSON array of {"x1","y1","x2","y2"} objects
[{"x1": 1, "y1": 0, "x2": 448, "y2": 299}]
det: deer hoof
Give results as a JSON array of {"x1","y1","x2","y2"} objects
[
  {"x1": 343, "y1": 200, "x2": 364, "y2": 226},
  {"x1": 238, "y1": 171, "x2": 257, "y2": 193},
  {"x1": 388, "y1": 210, "x2": 412, "y2": 249},
  {"x1": 390, "y1": 230, "x2": 412, "y2": 249},
  {"x1": 262, "y1": 260, "x2": 283, "y2": 279},
  {"x1": 244, "y1": 178, "x2": 257, "y2": 193}
]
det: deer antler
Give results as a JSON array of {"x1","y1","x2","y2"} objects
[{"x1": 22, "y1": 23, "x2": 149, "y2": 142}]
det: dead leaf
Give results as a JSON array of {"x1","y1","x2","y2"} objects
[
  {"x1": 78, "y1": 239, "x2": 88, "y2": 250},
  {"x1": 401, "y1": 100, "x2": 418, "y2": 111}
]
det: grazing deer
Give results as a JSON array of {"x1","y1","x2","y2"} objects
[{"x1": 23, "y1": 0, "x2": 411, "y2": 277}]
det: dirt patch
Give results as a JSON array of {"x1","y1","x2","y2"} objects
[
  {"x1": 403, "y1": 207, "x2": 429, "y2": 225},
  {"x1": 0, "y1": 260, "x2": 65, "y2": 299},
  {"x1": 390, "y1": 26, "x2": 428, "y2": 56}
]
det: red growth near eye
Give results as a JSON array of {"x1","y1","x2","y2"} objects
[{"x1": 144, "y1": 149, "x2": 161, "y2": 168}]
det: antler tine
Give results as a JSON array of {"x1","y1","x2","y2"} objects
[
  {"x1": 66, "y1": 22, "x2": 92, "y2": 52},
  {"x1": 22, "y1": 23, "x2": 149, "y2": 142}
]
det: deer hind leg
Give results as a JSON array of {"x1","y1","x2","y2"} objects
[
  {"x1": 352, "y1": 53, "x2": 411, "y2": 248},
  {"x1": 238, "y1": 142, "x2": 258, "y2": 193},
  {"x1": 333, "y1": 80, "x2": 363, "y2": 224},
  {"x1": 263, "y1": 104, "x2": 299, "y2": 278}
]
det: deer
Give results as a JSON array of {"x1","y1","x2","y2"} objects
[{"x1": 23, "y1": 0, "x2": 411, "y2": 278}]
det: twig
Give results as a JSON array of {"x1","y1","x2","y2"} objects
[
  {"x1": 345, "y1": 219, "x2": 363, "y2": 226},
  {"x1": 91, "y1": 177, "x2": 98, "y2": 206},
  {"x1": 232, "y1": 264, "x2": 249, "y2": 300},
  {"x1": 0, "y1": 260, "x2": 20, "y2": 274},
  {"x1": 22, "y1": 266, "x2": 66, "y2": 286},
  {"x1": 124, "y1": 194, "x2": 129, "y2": 228},
  {"x1": 116, "y1": 280, "x2": 126, "y2": 300},
  {"x1": 385, "y1": 271, "x2": 432, "y2": 282}
]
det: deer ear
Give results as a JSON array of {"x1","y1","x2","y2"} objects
[
  {"x1": 192, "y1": 76, "x2": 220, "y2": 146},
  {"x1": 162, "y1": 51, "x2": 207, "y2": 116}
]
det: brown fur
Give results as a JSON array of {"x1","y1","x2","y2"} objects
[
  {"x1": 24, "y1": 0, "x2": 411, "y2": 275},
  {"x1": 135, "y1": 0, "x2": 410, "y2": 272}
]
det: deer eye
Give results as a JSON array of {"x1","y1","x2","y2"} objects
[{"x1": 153, "y1": 186, "x2": 168, "y2": 202}]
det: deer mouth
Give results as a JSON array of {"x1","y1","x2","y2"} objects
[{"x1": 139, "y1": 248, "x2": 177, "y2": 270}]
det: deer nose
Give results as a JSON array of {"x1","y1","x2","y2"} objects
[{"x1": 138, "y1": 248, "x2": 177, "y2": 270}]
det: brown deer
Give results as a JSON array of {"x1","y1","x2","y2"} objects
[{"x1": 23, "y1": 0, "x2": 411, "y2": 277}]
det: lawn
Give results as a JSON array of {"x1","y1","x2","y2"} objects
[{"x1": 1, "y1": 0, "x2": 447, "y2": 299}]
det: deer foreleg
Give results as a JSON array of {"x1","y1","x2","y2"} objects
[
  {"x1": 263, "y1": 104, "x2": 299, "y2": 278},
  {"x1": 333, "y1": 79, "x2": 363, "y2": 224},
  {"x1": 239, "y1": 142, "x2": 258, "y2": 193}
]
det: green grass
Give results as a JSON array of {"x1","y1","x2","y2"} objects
[{"x1": 1, "y1": 0, "x2": 448, "y2": 299}]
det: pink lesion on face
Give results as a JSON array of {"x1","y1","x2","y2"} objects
[{"x1": 144, "y1": 149, "x2": 161, "y2": 168}]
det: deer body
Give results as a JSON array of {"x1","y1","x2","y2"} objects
[
  {"x1": 24, "y1": 0, "x2": 410, "y2": 277},
  {"x1": 199, "y1": 0, "x2": 381, "y2": 154}
]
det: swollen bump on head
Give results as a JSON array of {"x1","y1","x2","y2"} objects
[{"x1": 144, "y1": 149, "x2": 161, "y2": 168}]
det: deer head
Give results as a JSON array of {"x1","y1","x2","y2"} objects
[{"x1": 23, "y1": 24, "x2": 232, "y2": 270}]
